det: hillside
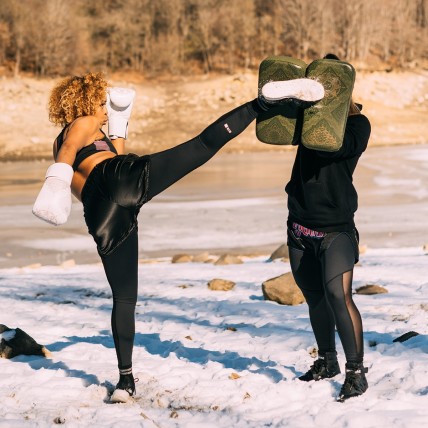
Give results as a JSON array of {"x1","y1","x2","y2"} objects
[{"x1": 1, "y1": 70, "x2": 427, "y2": 161}]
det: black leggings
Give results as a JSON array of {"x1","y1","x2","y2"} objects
[
  {"x1": 287, "y1": 227, "x2": 364, "y2": 364},
  {"x1": 82, "y1": 100, "x2": 260, "y2": 370}
]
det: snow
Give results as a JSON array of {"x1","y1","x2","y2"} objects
[{"x1": 0, "y1": 245, "x2": 427, "y2": 427}]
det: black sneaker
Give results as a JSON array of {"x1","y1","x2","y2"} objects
[
  {"x1": 110, "y1": 373, "x2": 137, "y2": 403},
  {"x1": 337, "y1": 363, "x2": 368, "y2": 402},
  {"x1": 260, "y1": 78, "x2": 325, "y2": 109},
  {"x1": 299, "y1": 351, "x2": 341, "y2": 382}
]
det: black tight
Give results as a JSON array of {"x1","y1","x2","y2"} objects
[
  {"x1": 288, "y1": 229, "x2": 364, "y2": 363},
  {"x1": 101, "y1": 228, "x2": 138, "y2": 370},
  {"x1": 87, "y1": 100, "x2": 261, "y2": 370}
]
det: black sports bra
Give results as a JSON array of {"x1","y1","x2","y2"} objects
[{"x1": 56, "y1": 125, "x2": 118, "y2": 171}]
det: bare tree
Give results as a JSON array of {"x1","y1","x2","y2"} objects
[
  {"x1": 1, "y1": 0, "x2": 33, "y2": 76},
  {"x1": 280, "y1": 0, "x2": 320, "y2": 60},
  {"x1": 0, "y1": 0, "x2": 427, "y2": 76},
  {"x1": 235, "y1": 0, "x2": 257, "y2": 70},
  {"x1": 255, "y1": 0, "x2": 287, "y2": 57},
  {"x1": 0, "y1": 22, "x2": 10, "y2": 67},
  {"x1": 30, "y1": 0, "x2": 78, "y2": 75},
  {"x1": 211, "y1": 0, "x2": 257, "y2": 73},
  {"x1": 191, "y1": 0, "x2": 221, "y2": 73}
]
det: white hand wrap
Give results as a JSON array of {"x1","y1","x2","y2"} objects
[
  {"x1": 32, "y1": 163, "x2": 74, "y2": 226},
  {"x1": 107, "y1": 87, "x2": 136, "y2": 139}
]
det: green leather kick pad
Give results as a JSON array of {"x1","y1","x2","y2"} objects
[
  {"x1": 301, "y1": 59, "x2": 355, "y2": 151},
  {"x1": 256, "y1": 56, "x2": 306, "y2": 145}
]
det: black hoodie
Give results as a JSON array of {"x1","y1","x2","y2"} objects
[{"x1": 285, "y1": 113, "x2": 371, "y2": 232}]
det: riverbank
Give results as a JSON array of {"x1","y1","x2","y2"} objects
[{"x1": 1, "y1": 70, "x2": 428, "y2": 161}]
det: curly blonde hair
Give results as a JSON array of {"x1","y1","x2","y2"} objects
[{"x1": 48, "y1": 72, "x2": 108, "y2": 127}]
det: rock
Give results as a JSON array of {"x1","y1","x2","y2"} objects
[
  {"x1": 423, "y1": 243, "x2": 428, "y2": 253},
  {"x1": 60, "y1": 259, "x2": 75, "y2": 268},
  {"x1": 138, "y1": 258, "x2": 160, "y2": 264},
  {"x1": 171, "y1": 254, "x2": 193, "y2": 263},
  {"x1": 0, "y1": 324, "x2": 51, "y2": 358},
  {"x1": 262, "y1": 272, "x2": 305, "y2": 305},
  {"x1": 268, "y1": 244, "x2": 289, "y2": 261},
  {"x1": 21, "y1": 263, "x2": 42, "y2": 269},
  {"x1": 214, "y1": 254, "x2": 243, "y2": 265},
  {"x1": 207, "y1": 278, "x2": 236, "y2": 291},
  {"x1": 355, "y1": 284, "x2": 388, "y2": 295},
  {"x1": 308, "y1": 347, "x2": 318, "y2": 358},
  {"x1": 192, "y1": 252, "x2": 211, "y2": 263},
  {"x1": 359, "y1": 244, "x2": 368, "y2": 254},
  {"x1": 229, "y1": 372, "x2": 241, "y2": 380}
]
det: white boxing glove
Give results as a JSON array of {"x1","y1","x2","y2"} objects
[
  {"x1": 32, "y1": 163, "x2": 74, "y2": 226},
  {"x1": 107, "y1": 87, "x2": 136, "y2": 139}
]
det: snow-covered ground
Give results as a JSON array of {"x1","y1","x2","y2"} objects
[{"x1": 0, "y1": 246, "x2": 427, "y2": 427}]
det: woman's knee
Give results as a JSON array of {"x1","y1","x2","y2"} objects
[
  {"x1": 324, "y1": 281, "x2": 344, "y2": 305},
  {"x1": 299, "y1": 286, "x2": 325, "y2": 308},
  {"x1": 113, "y1": 295, "x2": 138, "y2": 306},
  {"x1": 324, "y1": 272, "x2": 354, "y2": 308}
]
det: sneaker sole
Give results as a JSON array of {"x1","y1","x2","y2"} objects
[{"x1": 262, "y1": 78, "x2": 325, "y2": 102}]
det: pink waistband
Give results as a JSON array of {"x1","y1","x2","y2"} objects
[{"x1": 292, "y1": 222, "x2": 327, "y2": 238}]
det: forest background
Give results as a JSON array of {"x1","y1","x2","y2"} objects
[
  {"x1": 1, "y1": 0, "x2": 428, "y2": 76},
  {"x1": 0, "y1": 0, "x2": 428, "y2": 160}
]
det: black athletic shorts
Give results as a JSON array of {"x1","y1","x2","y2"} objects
[
  {"x1": 81, "y1": 154, "x2": 151, "y2": 256},
  {"x1": 287, "y1": 223, "x2": 360, "y2": 264}
]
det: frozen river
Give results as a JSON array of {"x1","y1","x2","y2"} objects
[{"x1": 1, "y1": 144, "x2": 428, "y2": 268}]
